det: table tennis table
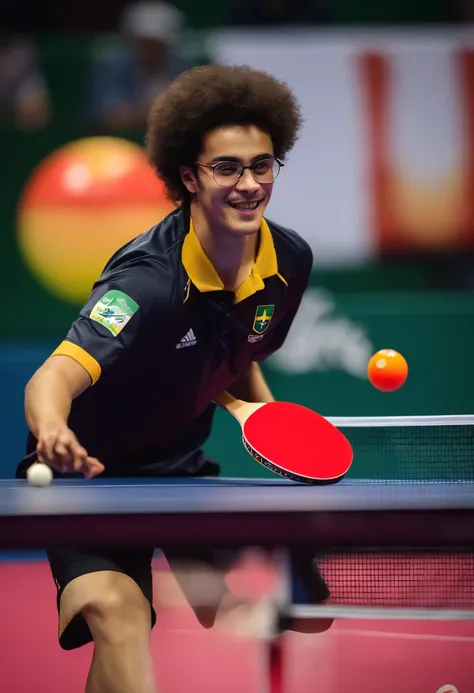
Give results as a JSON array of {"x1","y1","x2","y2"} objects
[
  {"x1": 1, "y1": 476, "x2": 474, "y2": 618},
  {"x1": 2, "y1": 476, "x2": 474, "y2": 693},
  {"x1": 1, "y1": 476, "x2": 474, "y2": 550}
]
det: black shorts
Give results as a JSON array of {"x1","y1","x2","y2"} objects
[
  {"x1": 48, "y1": 544, "x2": 236, "y2": 650},
  {"x1": 47, "y1": 547, "x2": 156, "y2": 650},
  {"x1": 48, "y1": 545, "x2": 330, "y2": 650}
]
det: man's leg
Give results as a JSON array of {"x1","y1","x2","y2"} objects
[
  {"x1": 59, "y1": 571, "x2": 156, "y2": 693},
  {"x1": 167, "y1": 550, "x2": 281, "y2": 637},
  {"x1": 168, "y1": 550, "x2": 334, "y2": 636},
  {"x1": 286, "y1": 551, "x2": 334, "y2": 633}
]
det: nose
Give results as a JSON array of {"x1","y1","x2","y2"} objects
[{"x1": 235, "y1": 167, "x2": 261, "y2": 194}]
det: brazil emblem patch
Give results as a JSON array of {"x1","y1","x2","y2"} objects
[{"x1": 253, "y1": 305, "x2": 274, "y2": 334}]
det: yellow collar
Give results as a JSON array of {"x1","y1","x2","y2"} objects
[{"x1": 182, "y1": 218, "x2": 280, "y2": 304}]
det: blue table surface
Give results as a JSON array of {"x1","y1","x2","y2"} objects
[{"x1": 1, "y1": 477, "x2": 473, "y2": 516}]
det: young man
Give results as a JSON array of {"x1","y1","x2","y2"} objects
[{"x1": 19, "y1": 64, "x2": 330, "y2": 693}]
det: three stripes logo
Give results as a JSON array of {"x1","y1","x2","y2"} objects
[{"x1": 175, "y1": 328, "x2": 197, "y2": 349}]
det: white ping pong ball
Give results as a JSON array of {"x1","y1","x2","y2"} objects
[{"x1": 27, "y1": 463, "x2": 53, "y2": 487}]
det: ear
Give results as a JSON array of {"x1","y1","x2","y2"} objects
[{"x1": 179, "y1": 165, "x2": 198, "y2": 194}]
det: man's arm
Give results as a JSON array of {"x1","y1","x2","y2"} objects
[
  {"x1": 25, "y1": 356, "x2": 104, "y2": 477},
  {"x1": 26, "y1": 264, "x2": 157, "y2": 476},
  {"x1": 226, "y1": 361, "x2": 275, "y2": 403},
  {"x1": 25, "y1": 355, "x2": 90, "y2": 436}
]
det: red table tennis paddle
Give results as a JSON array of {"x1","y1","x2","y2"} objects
[{"x1": 215, "y1": 393, "x2": 353, "y2": 484}]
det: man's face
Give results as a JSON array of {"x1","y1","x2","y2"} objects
[{"x1": 181, "y1": 125, "x2": 276, "y2": 236}]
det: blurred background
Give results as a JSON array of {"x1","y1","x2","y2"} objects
[{"x1": 2, "y1": 0, "x2": 474, "y2": 478}]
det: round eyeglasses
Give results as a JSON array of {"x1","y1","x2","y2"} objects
[{"x1": 195, "y1": 157, "x2": 284, "y2": 187}]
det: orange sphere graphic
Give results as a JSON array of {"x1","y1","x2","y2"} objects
[{"x1": 17, "y1": 137, "x2": 174, "y2": 304}]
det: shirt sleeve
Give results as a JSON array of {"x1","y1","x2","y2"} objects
[
  {"x1": 254, "y1": 243, "x2": 313, "y2": 362},
  {"x1": 51, "y1": 267, "x2": 162, "y2": 385}
]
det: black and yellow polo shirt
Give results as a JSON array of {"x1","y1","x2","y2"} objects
[{"x1": 28, "y1": 207, "x2": 313, "y2": 474}]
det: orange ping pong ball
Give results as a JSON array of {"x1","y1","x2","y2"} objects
[{"x1": 367, "y1": 349, "x2": 408, "y2": 392}]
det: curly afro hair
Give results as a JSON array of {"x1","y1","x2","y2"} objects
[{"x1": 145, "y1": 63, "x2": 302, "y2": 205}]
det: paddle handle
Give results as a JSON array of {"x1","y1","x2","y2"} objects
[{"x1": 215, "y1": 391, "x2": 265, "y2": 425}]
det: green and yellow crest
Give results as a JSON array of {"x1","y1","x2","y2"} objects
[{"x1": 253, "y1": 305, "x2": 275, "y2": 334}]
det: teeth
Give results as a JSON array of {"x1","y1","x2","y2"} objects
[{"x1": 231, "y1": 201, "x2": 260, "y2": 210}]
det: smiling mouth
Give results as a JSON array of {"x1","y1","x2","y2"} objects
[{"x1": 228, "y1": 199, "x2": 264, "y2": 212}]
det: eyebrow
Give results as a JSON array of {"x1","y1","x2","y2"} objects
[{"x1": 209, "y1": 153, "x2": 275, "y2": 164}]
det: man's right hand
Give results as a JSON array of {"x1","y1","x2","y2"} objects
[{"x1": 36, "y1": 424, "x2": 104, "y2": 478}]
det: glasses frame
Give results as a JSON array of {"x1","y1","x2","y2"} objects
[{"x1": 195, "y1": 157, "x2": 284, "y2": 187}]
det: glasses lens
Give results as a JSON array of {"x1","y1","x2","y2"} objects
[
  {"x1": 213, "y1": 162, "x2": 242, "y2": 186},
  {"x1": 253, "y1": 158, "x2": 279, "y2": 183}
]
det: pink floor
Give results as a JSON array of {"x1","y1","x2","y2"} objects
[{"x1": 1, "y1": 558, "x2": 473, "y2": 693}]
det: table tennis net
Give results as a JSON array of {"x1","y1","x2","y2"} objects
[
  {"x1": 312, "y1": 548, "x2": 474, "y2": 609},
  {"x1": 327, "y1": 414, "x2": 474, "y2": 482}
]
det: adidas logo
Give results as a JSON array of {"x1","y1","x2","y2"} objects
[{"x1": 175, "y1": 328, "x2": 197, "y2": 349}]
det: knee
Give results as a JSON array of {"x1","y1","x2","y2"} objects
[{"x1": 80, "y1": 577, "x2": 151, "y2": 642}]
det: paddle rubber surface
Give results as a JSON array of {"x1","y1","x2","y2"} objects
[{"x1": 242, "y1": 402, "x2": 353, "y2": 484}]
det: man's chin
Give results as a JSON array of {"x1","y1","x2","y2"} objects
[{"x1": 224, "y1": 209, "x2": 265, "y2": 235}]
